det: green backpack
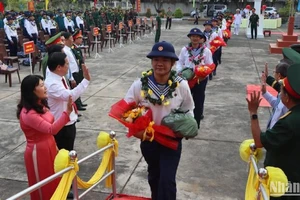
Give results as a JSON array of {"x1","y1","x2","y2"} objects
[
  {"x1": 180, "y1": 68, "x2": 194, "y2": 80},
  {"x1": 161, "y1": 109, "x2": 198, "y2": 138}
]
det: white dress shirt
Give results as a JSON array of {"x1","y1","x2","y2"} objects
[
  {"x1": 41, "y1": 18, "x2": 50, "y2": 32},
  {"x1": 76, "y1": 16, "x2": 84, "y2": 28},
  {"x1": 63, "y1": 45, "x2": 79, "y2": 74},
  {"x1": 4, "y1": 23, "x2": 18, "y2": 42},
  {"x1": 263, "y1": 91, "x2": 289, "y2": 129},
  {"x1": 176, "y1": 46, "x2": 213, "y2": 73},
  {"x1": 24, "y1": 19, "x2": 38, "y2": 36},
  {"x1": 45, "y1": 71, "x2": 89, "y2": 125},
  {"x1": 64, "y1": 17, "x2": 74, "y2": 31},
  {"x1": 124, "y1": 78, "x2": 194, "y2": 125}
]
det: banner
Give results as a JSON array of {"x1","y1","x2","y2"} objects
[
  {"x1": 136, "y1": 0, "x2": 141, "y2": 12},
  {"x1": 45, "y1": 0, "x2": 49, "y2": 11},
  {"x1": 28, "y1": 0, "x2": 35, "y2": 12}
]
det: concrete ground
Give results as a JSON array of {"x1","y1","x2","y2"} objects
[{"x1": 0, "y1": 21, "x2": 297, "y2": 200}]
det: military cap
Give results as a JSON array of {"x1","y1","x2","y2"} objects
[
  {"x1": 7, "y1": 16, "x2": 14, "y2": 21},
  {"x1": 147, "y1": 41, "x2": 178, "y2": 61},
  {"x1": 73, "y1": 30, "x2": 83, "y2": 40},
  {"x1": 211, "y1": 17, "x2": 218, "y2": 22},
  {"x1": 45, "y1": 32, "x2": 63, "y2": 46},
  {"x1": 283, "y1": 64, "x2": 300, "y2": 99},
  {"x1": 187, "y1": 28, "x2": 203, "y2": 37},
  {"x1": 203, "y1": 20, "x2": 212, "y2": 26},
  {"x1": 282, "y1": 48, "x2": 300, "y2": 64}
]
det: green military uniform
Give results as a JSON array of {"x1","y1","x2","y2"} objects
[
  {"x1": 92, "y1": 10, "x2": 100, "y2": 28},
  {"x1": 165, "y1": 10, "x2": 173, "y2": 30},
  {"x1": 155, "y1": 14, "x2": 161, "y2": 43},
  {"x1": 267, "y1": 48, "x2": 300, "y2": 93},
  {"x1": 42, "y1": 32, "x2": 63, "y2": 78},
  {"x1": 85, "y1": 15, "x2": 95, "y2": 31},
  {"x1": 260, "y1": 63, "x2": 300, "y2": 199},
  {"x1": 72, "y1": 30, "x2": 85, "y2": 108},
  {"x1": 249, "y1": 12, "x2": 259, "y2": 39}
]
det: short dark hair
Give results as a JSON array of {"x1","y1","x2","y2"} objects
[
  {"x1": 16, "y1": 75, "x2": 49, "y2": 119},
  {"x1": 47, "y1": 44, "x2": 63, "y2": 55},
  {"x1": 275, "y1": 62, "x2": 290, "y2": 78},
  {"x1": 47, "y1": 52, "x2": 67, "y2": 72},
  {"x1": 62, "y1": 32, "x2": 72, "y2": 40}
]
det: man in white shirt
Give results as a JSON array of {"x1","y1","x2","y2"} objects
[
  {"x1": 4, "y1": 16, "x2": 18, "y2": 56},
  {"x1": 24, "y1": 14, "x2": 38, "y2": 44},
  {"x1": 261, "y1": 62, "x2": 289, "y2": 129},
  {"x1": 62, "y1": 32, "x2": 87, "y2": 111},
  {"x1": 233, "y1": 9, "x2": 242, "y2": 35},
  {"x1": 45, "y1": 52, "x2": 91, "y2": 151}
]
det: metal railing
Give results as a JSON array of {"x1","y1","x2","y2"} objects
[
  {"x1": 249, "y1": 143, "x2": 269, "y2": 200},
  {"x1": 7, "y1": 131, "x2": 117, "y2": 200}
]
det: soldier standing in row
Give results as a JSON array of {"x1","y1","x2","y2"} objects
[
  {"x1": 4, "y1": 16, "x2": 18, "y2": 56},
  {"x1": 72, "y1": 30, "x2": 88, "y2": 110}
]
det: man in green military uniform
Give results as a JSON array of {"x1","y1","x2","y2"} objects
[
  {"x1": 247, "y1": 52, "x2": 300, "y2": 198},
  {"x1": 91, "y1": 7, "x2": 100, "y2": 28},
  {"x1": 248, "y1": 8, "x2": 259, "y2": 39},
  {"x1": 85, "y1": 11, "x2": 95, "y2": 31},
  {"x1": 155, "y1": 10, "x2": 162, "y2": 43},
  {"x1": 56, "y1": 10, "x2": 66, "y2": 32},
  {"x1": 165, "y1": 7, "x2": 173, "y2": 30},
  {"x1": 71, "y1": 30, "x2": 88, "y2": 108},
  {"x1": 264, "y1": 48, "x2": 298, "y2": 93},
  {"x1": 42, "y1": 32, "x2": 64, "y2": 78}
]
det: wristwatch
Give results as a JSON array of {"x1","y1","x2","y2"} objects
[{"x1": 251, "y1": 114, "x2": 258, "y2": 120}]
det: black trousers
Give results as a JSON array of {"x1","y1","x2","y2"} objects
[
  {"x1": 194, "y1": 16, "x2": 199, "y2": 25},
  {"x1": 55, "y1": 123, "x2": 76, "y2": 151},
  {"x1": 191, "y1": 77, "x2": 208, "y2": 128},
  {"x1": 72, "y1": 72, "x2": 84, "y2": 107},
  {"x1": 30, "y1": 33, "x2": 38, "y2": 44},
  {"x1": 50, "y1": 28, "x2": 56, "y2": 37},
  {"x1": 68, "y1": 26, "x2": 74, "y2": 34},
  {"x1": 141, "y1": 140, "x2": 182, "y2": 200},
  {"x1": 79, "y1": 24, "x2": 84, "y2": 34},
  {"x1": 251, "y1": 24, "x2": 257, "y2": 39},
  {"x1": 8, "y1": 36, "x2": 18, "y2": 56},
  {"x1": 165, "y1": 17, "x2": 172, "y2": 29}
]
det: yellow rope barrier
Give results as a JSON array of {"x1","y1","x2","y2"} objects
[{"x1": 51, "y1": 131, "x2": 118, "y2": 200}]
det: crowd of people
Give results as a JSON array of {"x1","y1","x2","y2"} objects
[{"x1": 3, "y1": 4, "x2": 300, "y2": 200}]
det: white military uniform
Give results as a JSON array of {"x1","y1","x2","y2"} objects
[
  {"x1": 24, "y1": 19, "x2": 38, "y2": 37},
  {"x1": 176, "y1": 46, "x2": 214, "y2": 73},
  {"x1": 203, "y1": 31, "x2": 218, "y2": 49},
  {"x1": 75, "y1": 15, "x2": 84, "y2": 29},
  {"x1": 124, "y1": 78, "x2": 194, "y2": 125},
  {"x1": 64, "y1": 16, "x2": 74, "y2": 32},
  {"x1": 4, "y1": 23, "x2": 18, "y2": 43},
  {"x1": 41, "y1": 18, "x2": 50, "y2": 33}
]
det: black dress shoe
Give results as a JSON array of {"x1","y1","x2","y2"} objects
[
  {"x1": 213, "y1": 71, "x2": 216, "y2": 76},
  {"x1": 81, "y1": 103, "x2": 88, "y2": 107},
  {"x1": 67, "y1": 191, "x2": 74, "y2": 199},
  {"x1": 200, "y1": 115, "x2": 204, "y2": 120},
  {"x1": 78, "y1": 114, "x2": 82, "y2": 117},
  {"x1": 77, "y1": 107, "x2": 86, "y2": 111},
  {"x1": 209, "y1": 74, "x2": 213, "y2": 80},
  {"x1": 77, "y1": 119, "x2": 80, "y2": 122}
]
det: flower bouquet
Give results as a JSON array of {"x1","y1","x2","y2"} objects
[
  {"x1": 109, "y1": 99, "x2": 179, "y2": 150},
  {"x1": 209, "y1": 36, "x2": 226, "y2": 54},
  {"x1": 186, "y1": 64, "x2": 216, "y2": 88}
]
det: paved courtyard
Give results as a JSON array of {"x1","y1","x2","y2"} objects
[{"x1": 0, "y1": 21, "x2": 296, "y2": 200}]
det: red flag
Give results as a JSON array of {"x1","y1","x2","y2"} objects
[{"x1": 0, "y1": 2, "x2": 4, "y2": 14}]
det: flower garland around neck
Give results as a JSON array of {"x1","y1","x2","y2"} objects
[
  {"x1": 186, "y1": 43, "x2": 205, "y2": 66},
  {"x1": 140, "y1": 69, "x2": 179, "y2": 106}
]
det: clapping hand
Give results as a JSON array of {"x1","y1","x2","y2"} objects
[
  {"x1": 82, "y1": 64, "x2": 91, "y2": 81},
  {"x1": 261, "y1": 72, "x2": 267, "y2": 94},
  {"x1": 246, "y1": 91, "x2": 262, "y2": 114}
]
